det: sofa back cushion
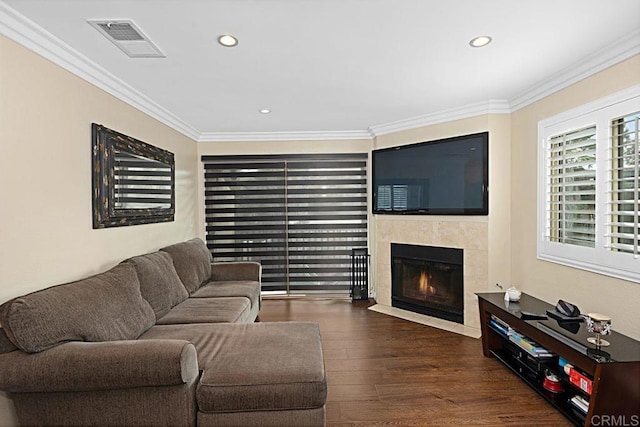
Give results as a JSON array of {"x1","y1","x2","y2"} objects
[
  {"x1": 0, "y1": 263, "x2": 155, "y2": 353},
  {"x1": 160, "y1": 238, "x2": 212, "y2": 294},
  {"x1": 123, "y1": 251, "x2": 189, "y2": 320}
]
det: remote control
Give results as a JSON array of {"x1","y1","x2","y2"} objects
[{"x1": 520, "y1": 311, "x2": 548, "y2": 320}]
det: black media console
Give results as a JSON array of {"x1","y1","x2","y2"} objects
[{"x1": 477, "y1": 292, "x2": 640, "y2": 427}]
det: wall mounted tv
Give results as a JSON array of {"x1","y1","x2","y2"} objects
[{"x1": 372, "y1": 132, "x2": 488, "y2": 215}]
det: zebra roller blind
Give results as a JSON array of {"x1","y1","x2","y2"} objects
[
  {"x1": 202, "y1": 153, "x2": 368, "y2": 293},
  {"x1": 114, "y1": 150, "x2": 173, "y2": 209}
]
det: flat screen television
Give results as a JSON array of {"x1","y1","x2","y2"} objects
[{"x1": 372, "y1": 132, "x2": 488, "y2": 215}]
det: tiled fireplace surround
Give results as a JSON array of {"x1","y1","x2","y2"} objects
[{"x1": 373, "y1": 217, "x2": 488, "y2": 334}]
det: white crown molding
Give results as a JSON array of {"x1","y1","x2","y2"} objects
[
  {"x1": 509, "y1": 28, "x2": 640, "y2": 112},
  {"x1": 0, "y1": 2, "x2": 201, "y2": 140},
  {"x1": 368, "y1": 100, "x2": 511, "y2": 137},
  {"x1": 197, "y1": 130, "x2": 373, "y2": 142},
  {"x1": 2, "y1": 1, "x2": 638, "y2": 143}
]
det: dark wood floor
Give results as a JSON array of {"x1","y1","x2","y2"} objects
[{"x1": 259, "y1": 298, "x2": 572, "y2": 427}]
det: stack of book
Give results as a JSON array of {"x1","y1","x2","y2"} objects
[
  {"x1": 569, "y1": 395, "x2": 589, "y2": 415},
  {"x1": 489, "y1": 315, "x2": 510, "y2": 336},
  {"x1": 568, "y1": 366, "x2": 593, "y2": 395},
  {"x1": 507, "y1": 330, "x2": 554, "y2": 358}
]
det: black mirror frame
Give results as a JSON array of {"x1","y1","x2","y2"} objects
[{"x1": 92, "y1": 123, "x2": 175, "y2": 228}]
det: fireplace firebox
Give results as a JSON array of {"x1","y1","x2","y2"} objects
[{"x1": 391, "y1": 243, "x2": 463, "y2": 324}]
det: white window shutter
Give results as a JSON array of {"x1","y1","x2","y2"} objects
[
  {"x1": 546, "y1": 126, "x2": 597, "y2": 247},
  {"x1": 607, "y1": 112, "x2": 639, "y2": 256}
]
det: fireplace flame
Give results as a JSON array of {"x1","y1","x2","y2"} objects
[{"x1": 419, "y1": 271, "x2": 437, "y2": 296}]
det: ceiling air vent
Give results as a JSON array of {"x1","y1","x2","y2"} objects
[{"x1": 88, "y1": 20, "x2": 165, "y2": 58}]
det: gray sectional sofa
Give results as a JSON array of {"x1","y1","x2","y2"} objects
[{"x1": 0, "y1": 238, "x2": 327, "y2": 426}]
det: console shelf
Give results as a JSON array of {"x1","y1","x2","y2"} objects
[
  {"x1": 490, "y1": 348, "x2": 583, "y2": 425},
  {"x1": 477, "y1": 293, "x2": 640, "y2": 427}
]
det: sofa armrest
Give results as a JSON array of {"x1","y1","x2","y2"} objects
[
  {"x1": 0, "y1": 339, "x2": 198, "y2": 393},
  {"x1": 210, "y1": 261, "x2": 261, "y2": 282}
]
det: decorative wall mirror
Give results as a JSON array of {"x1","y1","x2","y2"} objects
[{"x1": 92, "y1": 123, "x2": 175, "y2": 228}]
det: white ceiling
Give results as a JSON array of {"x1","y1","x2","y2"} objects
[{"x1": 2, "y1": 0, "x2": 640, "y2": 141}]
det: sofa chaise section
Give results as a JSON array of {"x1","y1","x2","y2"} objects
[{"x1": 139, "y1": 322, "x2": 327, "y2": 427}]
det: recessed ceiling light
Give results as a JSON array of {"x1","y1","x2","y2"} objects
[
  {"x1": 259, "y1": 109, "x2": 271, "y2": 114},
  {"x1": 217, "y1": 34, "x2": 238, "y2": 47},
  {"x1": 469, "y1": 35, "x2": 492, "y2": 48}
]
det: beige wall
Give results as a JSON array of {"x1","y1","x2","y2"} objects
[
  {"x1": 0, "y1": 35, "x2": 199, "y2": 425},
  {"x1": 511, "y1": 55, "x2": 640, "y2": 340},
  {"x1": 371, "y1": 114, "x2": 512, "y2": 327}
]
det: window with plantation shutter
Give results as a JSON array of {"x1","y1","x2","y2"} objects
[
  {"x1": 609, "y1": 112, "x2": 639, "y2": 256},
  {"x1": 377, "y1": 185, "x2": 392, "y2": 210},
  {"x1": 374, "y1": 184, "x2": 413, "y2": 210},
  {"x1": 392, "y1": 185, "x2": 409, "y2": 210},
  {"x1": 202, "y1": 153, "x2": 368, "y2": 295},
  {"x1": 546, "y1": 126, "x2": 597, "y2": 248},
  {"x1": 538, "y1": 88, "x2": 640, "y2": 283}
]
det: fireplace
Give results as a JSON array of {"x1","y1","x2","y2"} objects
[{"x1": 391, "y1": 243, "x2": 463, "y2": 324}]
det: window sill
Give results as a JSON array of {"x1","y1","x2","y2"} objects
[{"x1": 537, "y1": 251, "x2": 640, "y2": 284}]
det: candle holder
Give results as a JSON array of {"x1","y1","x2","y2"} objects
[{"x1": 585, "y1": 313, "x2": 611, "y2": 348}]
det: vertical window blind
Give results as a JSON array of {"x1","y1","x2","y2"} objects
[
  {"x1": 202, "y1": 153, "x2": 368, "y2": 294},
  {"x1": 547, "y1": 126, "x2": 597, "y2": 247},
  {"x1": 609, "y1": 112, "x2": 639, "y2": 255}
]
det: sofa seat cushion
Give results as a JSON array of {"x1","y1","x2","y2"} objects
[
  {"x1": 155, "y1": 297, "x2": 252, "y2": 325},
  {"x1": 138, "y1": 323, "x2": 228, "y2": 367},
  {"x1": 160, "y1": 238, "x2": 212, "y2": 294},
  {"x1": 0, "y1": 264, "x2": 155, "y2": 353},
  {"x1": 123, "y1": 251, "x2": 189, "y2": 320},
  {"x1": 190, "y1": 281, "x2": 260, "y2": 309},
  {"x1": 139, "y1": 322, "x2": 326, "y2": 413}
]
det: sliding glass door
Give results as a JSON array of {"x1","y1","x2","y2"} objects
[{"x1": 202, "y1": 154, "x2": 367, "y2": 295}]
